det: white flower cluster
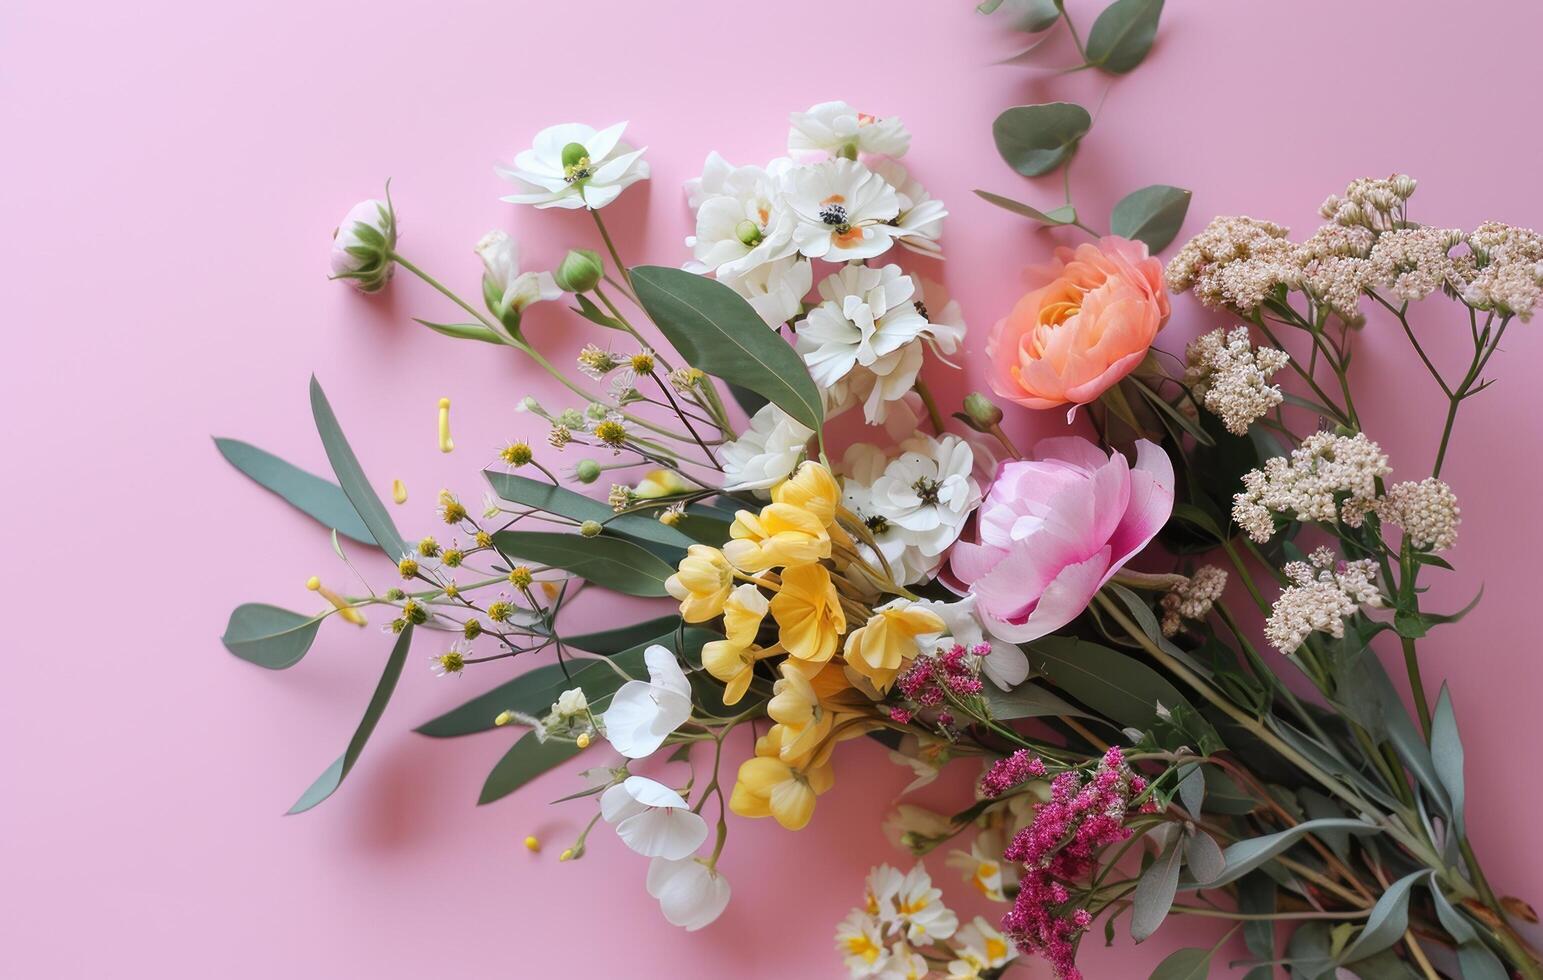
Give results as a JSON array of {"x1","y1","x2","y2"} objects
[
  {"x1": 1232, "y1": 431, "x2": 1391, "y2": 542},
  {"x1": 1460, "y1": 221, "x2": 1543, "y2": 319},
  {"x1": 1160, "y1": 566, "x2": 1228, "y2": 637},
  {"x1": 1319, "y1": 174, "x2": 1418, "y2": 232},
  {"x1": 1166, "y1": 215, "x2": 1299, "y2": 312},
  {"x1": 836, "y1": 864, "x2": 1016, "y2": 979},
  {"x1": 1367, "y1": 226, "x2": 1465, "y2": 302},
  {"x1": 1183, "y1": 327, "x2": 1290, "y2": 435},
  {"x1": 1264, "y1": 548, "x2": 1383, "y2": 654},
  {"x1": 1375, "y1": 477, "x2": 1461, "y2": 552}
]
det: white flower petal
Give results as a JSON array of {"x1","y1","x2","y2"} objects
[{"x1": 647, "y1": 857, "x2": 732, "y2": 930}]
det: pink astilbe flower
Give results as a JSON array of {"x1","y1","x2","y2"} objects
[
  {"x1": 981, "y1": 749, "x2": 1048, "y2": 799},
  {"x1": 890, "y1": 643, "x2": 991, "y2": 733},
  {"x1": 999, "y1": 748, "x2": 1156, "y2": 980}
]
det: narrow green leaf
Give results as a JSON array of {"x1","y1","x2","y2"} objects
[
  {"x1": 221, "y1": 603, "x2": 324, "y2": 670},
  {"x1": 479, "y1": 732, "x2": 580, "y2": 804},
  {"x1": 1129, "y1": 376, "x2": 1216, "y2": 447},
  {"x1": 1132, "y1": 828, "x2": 1183, "y2": 941},
  {"x1": 492, "y1": 530, "x2": 676, "y2": 597},
  {"x1": 1110, "y1": 185, "x2": 1192, "y2": 252},
  {"x1": 1086, "y1": 0, "x2": 1164, "y2": 73},
  {"x1": 726, "y1": 382, "x2": 769, "y2": 419},
  {"x1": 289, "y1": 625, "x2": 414, "y2": 814},
  {"x1": 974, "y1": 189, "x2": 1077, "y2": 225},
  {"x1": 992, "y1": 102, "x2": 1092, "y2": 177},
  {"x1": 1199, "y1": 818, "x2": 1379, "y2": 889},
  {"x1": 568, "y1": 615, "x2": 686, "y2": 655},
  {"x1": 630, "y1": 266, "x2": 823, "y2": 433},
  {"x1": 308, "y1": 376, "x2": 406, "y2": 559},
  {"x1": 1028, "y1": 635, "x2": 1194, "y2": 731},
  {"x1": 1013, "y1": 0, "x2": 1062, "y2": 32},
  {"x1": 413, "y1": 318, "x2": 506, "y2": 345},
  {"x1": 1202, "y1": 767, "x2": 1258, "y2": 815},
  {"x1": 1237, "y1": 872, "x2": 1277, "y2": 979},
  {"x1": 1148, "y1": 946, "x2": 1211, "y2": 980},
  {"x1": 571, "y1": 294, "x2": 624, "y2": 330},
  {"x1": 483, "y1": 471, "x2": 693, "y2": 550},
  {"x1": 984, "y1": 679, "x2": 1096, "y2": 721},
  {"x1": 216, "y1": 438, "x2": 377, "y2": 545},
  {"x1": 1177, "y1": 763, "x2": 1204, "y2": 817},
  {"x1": 1340, "y1": 870, "x2": 1425, "y2": 964}
]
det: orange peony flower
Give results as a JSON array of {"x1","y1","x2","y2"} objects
[{"x1": 987, "y1": 236, "x2": 1170, "y2": 412}]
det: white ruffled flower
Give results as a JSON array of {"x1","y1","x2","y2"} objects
[
  {"x1": 883, "y1": 804, "x2": 954, "y2": 855},
  {"x1": 868, "y1": 434, "x2": 982, "y2": 559},
  {"x1": 945, "y1": 837, "x2": 1010, "y2": 904},
  {"x1": 496, "y1": 122, "x2": 649, "y2": 210},
  {"x1": 723, "y1": 255, "x2": 812, "y2": 328},
  {"x1": 474, "y1": 231, "x2": 561, "y2": 322},
  {"x1": 835, "y1": 910, "x2": 889, "y2": 977},
  {"x1": 795, "y1": 265, "x2": 930, "y2": 387},
  {"x1": 646, "y1": 856, "x2": 731, "y2": 931},
  {"x1": 784, "y1": 158, "x2": 900, "y2": 261},
  {"x1": 789, "y1": 101, "x2": 911, "y2": 159},
  {"x1": 600, "y1": 776, "x2": 709, "y2": 860},
  {"x1": 720, "y1": 402, "x2": 814, "y2": 491},
  {"x1": 842, "y1": 444, "x2": 940, "y2": 586},
  {"x1": 872, "y1": 159, "x2": 946, "y2": 258},
  {"x1": 863, "y1": 864, "x2": 907, "y2": 933},
  {"x1": 685, "y1": 156, "x2": 798, "y2": 277},
  {"x1": 552, "y1": 687, "x2": 588, "y2": 719},
  {"x1": 915, "y1": 278, "x2": 966, "y2": 357},
  {"x1": 600, "y1": 644, "x2": 692, "y2": 758},
  {"x1": 909, "y1": 595, "x2": 1029, "y2": 690}
]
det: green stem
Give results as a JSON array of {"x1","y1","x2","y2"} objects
[
  {"x1": 590, "y1": 209, "x2": 636, "y2": 299},
  {"x1": 912, "y1": 377, "x2": 945, "y2": 432}
]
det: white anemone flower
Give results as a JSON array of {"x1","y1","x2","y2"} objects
[
  {"x1": 872, "y1": 160, "x2": 947, "y2": 258},
  {"x1": 723, "y1": 255, "x2": 813, "y2": 328},
  {"x1": 842, "y1": 445, "x2": 942, "y2": 587},
  {"x1": 720, "y1": 402, "x2": 814, "y2": 492},
  {"x1": 600, "y1": 644, "x2": 692, "y2": 758},
  {"x1": 685, "y1": 159, "x2": 798, "y2": 277},
  {"x1": 788, "y1": 101, "x2": 911, "y2": 159},
  {"x1": 496, "y1": 122, "x2": 649, "y2": 210},
  {"x1": 849, "y1": 343, "x2": 927, "y2": 425},
  {"x1": 474, "y1": 231, "x2": 560, "y2": 321},
  {"x1": 868, "y1": 434, "x2": 982, "y2": 559},
  {"x1": 909, "y1": 595, "x2": 1029, "y2": 690},
  {"x1": 646, "y1": 856, "x2": 731, "y2": 931},
  {"x1": 795, "y1": 265, "x2": 930, "y2": 387},
  {"x1": 784, "y1": 158, "x2": 900, "y2": 261},
  {"x1": 600, "y1": 776, "x2": 709, "y2": 860}
]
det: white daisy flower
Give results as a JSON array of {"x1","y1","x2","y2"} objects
[
  {"x1": 720, "y1": 402, "x2": 815, "y2": 491},
  {"x1": 842, "y1": 445, "x2": 942, "y2": 587},
  {"x1": 788, "y1": 101, "x2": 911, "y2": 159},
  {"x1": 877, "y1": 943, "x2": 929, "y2": 980},
  {"x1": 496, "y1": 121, "x2": 649, "y2": 210},
  {"x1": 794, "y1": 264, "x2": 930, "y2": 387},
  {"x1": 783, "y1": 158, "x2": 900, "y2": 261},
  {"x1": 868, "y1": 434, "x2": 982, "y2": 559},
  {"x1": 835, "y1": 909, "x2": 889, "y2": 977},
  {"x1": 872, "y1": 159, "x2": 946, "y2": 258},
  {"x1": 891, "y1": 864, "x2": 958, "y2": 943},
  {"x1": 722, "y1": 255, "x2": 813, "y2": 328},
  {"x1": 946, "y1": 916, "x2": 1017, "y2": 976}
]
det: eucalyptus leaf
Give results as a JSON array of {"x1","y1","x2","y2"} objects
[
  {"x1": 308, "y1": 376, "x2": 407, "y2": 559},
  {"x1": 1237, "y1": 873, "x2": 1277, "y2": 980},
  {"x1": 1199, "y1": 818, "x2": 1379, "y2": 889},
  {"x1": 1284, "y1": 921, "x2": 1335, "y2": 980},
  {"x1": 491, "y1": 530, "x2": 676, "y2": 597},
  {"x1": 214, "y1": 438, "x2": 377, "y2": 545},
  {"x1": 484, "y1": 471, "x2": 693, "y2": 550},
  {"x1": 1202, "y1": 766, "x2": 1258, "y2": 815},
  {"x1": 221, "y1": 603, "x2": 325, "y2": 670},
  {"x1": 479, "y1": 732, "x2": 580, "y2": 804},
  {"x1": 1430, "y1": 684, "x2": 1465, "y2": 835},
  {"x1": 1353, "y1": 656, "x2": 1451, "y2": 816},
  {"x1": 1027, "y1": 635, "x2": 1194, "y2": 731},
  {"x1": 1007, "y1": 0, "x2": 1061, "y2": 31},
  {"x1": 1085, "y1": 0, "x2": 1164, "y2": 73},
  {"x1": 413, "y1": 317, "x2": 506, "y2": 345},
  {"x1": 289, "y1": 625, "x2": 414, "y2": 814},
  {"x1": 1132, "y1": 831, "x2": 1184, "y2": 941},
  {"x1": 974, "y1": 189, "x2": 1078, "y2": 225},
  {"x1": 727, "y1": 382, "x2": 769, "y2": 419},
  {"x1": 1177, "y1": 763, "x2": 1204, "y2": 817},
  {"x1": 1456, "y1": 944, "x2": 1510, "y2": 980},
  {"x1": 1339, "y1": 870, "x2": 1424, "y2": 964},
  {"x1": 1183, "y1": 830, "x2": 1225, "y2": 886},
  {"x1": 992, "y1": 102, "x2": 1092, "y2": 177},
  {"x1": 1148, "y1": 946, "x2": 1211, "y2": 980},
  {"x1": 983, "y1": 679, "x2": 1096, "y2": 721},
  {"x1": 1110, "y1": 184, "x2": 1192, "y2": 252},
  {"x1": 567, "y1": 615, "x2": 685, "y2": 655},
  {"x1": 631, "y1": 266, "x2": 823, "y2": 433},
  {"x1": 1426, "y1": 887, "x2": 1509, "y2": 980}
]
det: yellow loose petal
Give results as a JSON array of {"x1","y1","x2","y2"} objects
[
  {"x1": 437, "y1": 397, "x2": 454, "y2": 453},
  {"x1": 391, "y1": 479, "x2": 408, "y2": 504},
  {"x1": 843, "y1": 603, "x2": 945, "y2": 692},
  {"x1": 523, "y1": 835, "x2": 540, "y2": 852}
]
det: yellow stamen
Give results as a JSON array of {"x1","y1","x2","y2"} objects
[
  {"x1": 559, "y1": 849, "x2": 575, "y2": 862},
  {"x1": 494, "y1": 710, "x2": 514, "y2": 727},
  {"x1": 307, "y1": 576, "x2": 366, "y2": 626},
  {"x1": 392, "y1": 478, "x2": 408, "y2": 504},
  {"x1": 437, "y1": 397, "x2": 454, "y2": 453},
  {"x1": 576, "y1": 732, "x2": 591, "y2": 749},
  {"x1": 523, "y1": 835, "x2": 541, "y2": 852}
]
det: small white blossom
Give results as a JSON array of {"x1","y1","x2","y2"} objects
[
  {"x1": 684, "y1": 155, "x2": 798, "y2": 277},
  {"x1": 496, "y1": 121, "x2": 649, "y2": 210},
  {"x1": 1233, "y1": 431, "x2": 1391, "y2": 542},
  {"x1": 720, "y1": 402, "x2": 815, "y2": 492},
  {"x1": 1375, "y1": 477, "x2": 1460, "y2": 552},
  {"x1": 600, "y1": 776, "x2": 709, "y2": 860},
  {"x1": 1264, "y1": 548, "x2": 1383, "y2": 653},
  {"x1": 474, "y1": 231, "x2": 560, "y2": 320},
  {"x1": 788, "y1": 100, "x2": 911, "y2": 159},
  {"x1": 1160, "y1": 566, "x2": 1228, "y2": 636},
  {"x1": 1183, "y1": 327, "x2": 1290, "y2": 436},
  {"x1": 871, "y1": 159, "x2": 946, "y2": 258},
  {"x1": 795, "y1": 264, "x2": 930, "y2": 388},
  {"x1": 599, "y1": 645, "x2": 692, "y2": 758},
  {"x1": 868, "y1": 433, "x2": 982, "y2": 559},
  {"x1": 646, "y1": 856, "x2": 731, "y2": 931},
  {"x1": 722, "y1": 255, "x2": 812, "y2": 328},
  {"x1": 783, "y1": 158, "x2": 900, "y2": 261}
]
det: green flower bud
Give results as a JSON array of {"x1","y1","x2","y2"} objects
[
  {"x1": 560, "y1": 142, "x2": 590, "y2": 169},
  {"x1": 330, "y1": 193, "x2": 399, "y2": 293},
  {"x1": 553, "y1": 248, "x2": 604, "y2": 293},
  {"x1": 964, "y1": 392, "x2": 1004, "y2": 428},
  {"x1": 558, "y1": 407, "x2": 586, "y2": 428},
  {"x1": 575, "y1": 459, "x2": 602, "y2": 484},
  {"x1": 580, "y1": 520, "x2": 603, "y2": 538},
  {"x1": 735, "y1": 220, "x2": 764, "y2": 247}
]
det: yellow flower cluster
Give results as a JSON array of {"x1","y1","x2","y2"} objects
[{"x1": 663, "y1": 461, "x2": 945, "y2": 832}]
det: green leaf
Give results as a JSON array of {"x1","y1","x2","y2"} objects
[
  {"x1": 215, "y1": 438, "x2": 377, "y2": 545},
  {"x1": 483, "y1": 471, "x2": 693, "y2": 550},
  {"x1": 289, "y1": 625, "x2": 414, "y2": 814},
  {"x1": 1285, "y1": 922, "x2": 1336, "y2": 980},
  {"x1": 1027, "y1": 635, "x2": 1195, "y2": 731},
  {"x1": 630, "y1": 266, "x2": 823, "y2": 433},
  {"x1": 413, "y1": 318, "x2": 506, "y2": 345},
  {"x1": 1132, "y1": 828, "x2": 1183, "y2": 941},
  {"x1": 727, "y1": 382, "x2": 769, "y2": 419},
  {"x1": 1085, "y1": 0, "x2": 1164, "y2": 73},
  {"x1": 1183, "y1": 830, "x2": 1225, "y2": 886},
  {"x1": 991, "y1": 102, "x2": 1092, "y2": 177},
  {"x1": 221, "y1": 603, "x2": 324, "y2": 670},
  {"x1": 1013, "y1": 0, "x2": 1062, "y2": 32},
  {"x1": 1427, "y1": 882, "x2": 1509, "y2": 980},
  {"x1": 974, "y1": 189, "x2": 1078, "y2": 225},
  {"x1": 1237, "y1": 872, "x2": 1277, "y2": 979},
  {"x1": 1199, "y1": 818, "x2": 1379, "y2": 889},
  {"x1": 1110, "y1": 185, "x2": 1192, "y2": 252},
  {"x1": 308, "y1": 376, "x2": 407, "y2": 559},
  {"x1": 567, "y1": 615, "x2": 685, "y2": 655},
  {"x1": 571, "y1": 294, "x2": 624, "y2": 330},
  {"x1": 984, "y1": 679, "x2": 1096, "y2": 721},
  {"x1": 479, "y1": 732, "x2": 581, "y2": 804},
  {"x1": 1129, "y1": 376, "x2": 1216, "y2": 447},
  {"x1": 1202, "y1": 766, "x2": 1258, "y2": 815},
  {"x1": 491, "y1": 530, "x2": 676, "y2": 597},
  {"x1": 1148, "y1": 946, "x2": 1211, "y2": 980},
  {"x1": 1429, "y1": 684, "x2": 1465, "y2": 836},
  {"x1": 1339, "y1": 870, "x2": 1424, "y2": 964},
  {"x1": 674, "y1": 505, "x2": 736, "y2": 546},
  {"x1": 1177, "y1": 763, "x2": 1204, "y2": 817}
]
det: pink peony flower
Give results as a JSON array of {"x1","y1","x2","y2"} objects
[
  {"x1": 946, "y1": 437, "x2": 1174, "y2": 643},
  {"x1": 987, "y1": 236, "x2": 1170, "y2": 412}
]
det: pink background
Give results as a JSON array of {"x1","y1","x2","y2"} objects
[{"x1": 5, "y1": 0, "x2": 1542, "y2": 975}]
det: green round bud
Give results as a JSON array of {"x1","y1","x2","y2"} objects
[
  {"x1": 558, "y1": 407, "x2": 586, "y2": 428},
  {"x1": 575, "y1": 459, "x2": 602, "y2": 484},
  {"x1": 585, "y1": 402, "x2": 609, "y2": 421},
  {"x1": 964, "y1": 392, "x2": 1005, "y2": 428},
  {"x1": 580, "y1": 520, "x2": 603, "y2": 538},
  {"x1": 519, "y1": 396, "x2": 543, "y2": 414},
  {"x1": 560, "y1": 142, "x2": 590, "y2": 169},
  {"x1": 734, "y1": 220, "x2": 764, "y2": 247},
  {"x1": 553, "y1": 248, "x2": 605, "y2": 293}
]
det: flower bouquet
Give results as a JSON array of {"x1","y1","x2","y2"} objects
[{"x1": 219, "y1": 92, "x2": 1543, "y2": 980}]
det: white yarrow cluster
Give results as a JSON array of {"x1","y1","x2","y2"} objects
[
  {"x1": 1460, "y1": 221, "x2": 1543, "y2": 319},
  {"x1": 1160, "y1": 566, "x2": 1229, "y2": 637},
  {"x1": 1165, "y1": 216, "x2": 1299, "y2": 312},
  {"x1": 1375, "y1": 477, "x2": 1461, "y2": 552},
  {"x1": 1265, "y1": 548, "x2": 1383, "y2": 654},
  {"x1": 1183, "y1": 327, "x2": 1290, "y2": 435},
  {"x1": 1233, "y1": 431, "x2": 1391, "y2": 542}
]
